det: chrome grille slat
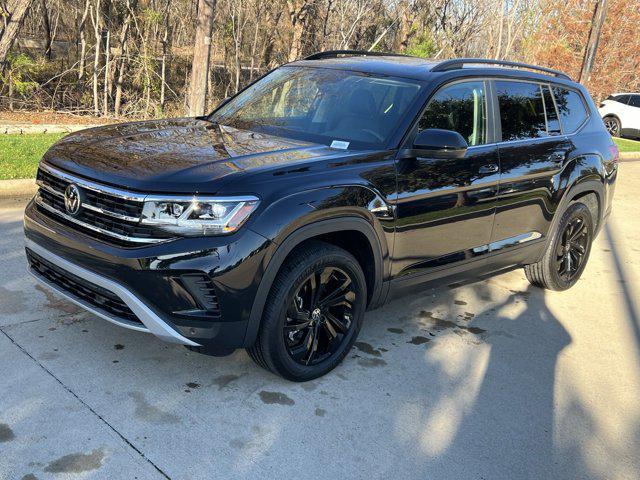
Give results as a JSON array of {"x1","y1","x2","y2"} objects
[
  {"x1": 39, "y1": 162, "x2": 147, "y2": 201},
  {"x1": 36, "y1": 195, "x2": 166, "y2": 244},
  {"x1": 35, "y1": 164, "x2": 175, "y2": 245}
]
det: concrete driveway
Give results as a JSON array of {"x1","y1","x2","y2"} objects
[{"x1": 2, "y1": 163, "x2": 640, "y2": 480}]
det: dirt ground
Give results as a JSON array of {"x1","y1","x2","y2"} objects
[{"x1": 0, "y1": 111, "x2": 120, "y2": 126}]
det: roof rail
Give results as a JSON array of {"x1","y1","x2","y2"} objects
[
  {"x1": 431, "y1": 58, "x2": 571, "y2": 80},
  {"x1": 303, "y1": 50, "x2": 408, "y2": 61}
]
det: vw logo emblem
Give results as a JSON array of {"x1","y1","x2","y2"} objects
[{"x1": 64, "y1": 184, "x2": 82, "y2": 215}]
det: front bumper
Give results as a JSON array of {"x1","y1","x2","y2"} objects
[
  {"x1": 24, "y1": 199, "x2": 273, "y2": 351},
  {"x1": 26, "y1": 239, "x2": 199, "y2": 345}
]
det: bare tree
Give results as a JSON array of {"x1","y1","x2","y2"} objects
[
  {"x1": 41, "y1": 0, "x2": 52, "y2": 59},
  {"x1": 187, "y1": 0, "x2": 216, "y2": 116},
  {"x1": 287, "y1": 0, "x2": 315, "y2": 62},
  {"x1": 113, "y1": 0, "x2": 132, "y2": 116},
  {"x1": 89, "y1": 0, "x2": 101, "y2": 115},
  {"x1": 160, "y1": 0, "x2": 171, "y2": 112},
  {"x1": 0, "y1": 0, "x2": 36, "y2": 65}
]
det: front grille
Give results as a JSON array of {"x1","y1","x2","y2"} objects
[
  {"x1": 27, "y1": 248, "x2": 142, "y2": 324},
  {"x1": 35, "y1": 165, "x2": 173, "y2": 246}
]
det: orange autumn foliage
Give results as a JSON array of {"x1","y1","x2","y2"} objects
[{"x1": 526, "y1": 0, "x2": 640, "y2": 101}]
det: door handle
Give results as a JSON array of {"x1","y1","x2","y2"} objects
[{"x1": 478, "y1": 163, "x2": 499, "y2": 174}]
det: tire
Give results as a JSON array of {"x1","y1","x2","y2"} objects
[
  {"x1": 603, "y1": 116, "x2": 621, "y2": 137},
  {"x1": 524, "y1": 202, "x2": 594, "y2": 291},
  {"x1": 247, "y1": 241, "x2": 367, "y2": 381}
]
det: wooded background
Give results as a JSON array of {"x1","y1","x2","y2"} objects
[{"x1": 0, "y1": 0, "x2": 638, "y2": 119}]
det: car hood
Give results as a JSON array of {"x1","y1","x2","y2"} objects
[{"x1": 42, "y1": 118, "x2": 350, "y2": 193}]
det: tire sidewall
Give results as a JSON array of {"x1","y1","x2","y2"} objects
[
  {"x1": 547, "y1": 203, "x2": 594, "y2": 290},
  {"x1": 265, "y1": 248, "x2": 366, "y2": 381}
]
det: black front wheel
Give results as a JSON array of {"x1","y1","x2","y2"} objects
[{"x1": 247, "y1": 241, "x2": 366, "y2": 381}]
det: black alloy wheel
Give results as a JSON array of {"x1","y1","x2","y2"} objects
[
  {"x1": 247, "y1": 241, "x2": 366, "y2": 381},
  {"x1": 283, "y1": 266, "x2": 356, "y2": 366},
  {"x1": 524, "y1": 202, "x2": 594, "y2": 291},
  {"x1": 555, "y1": 216, "x2": 589, "y2": 283}
]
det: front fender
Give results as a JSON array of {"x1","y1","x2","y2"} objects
[{"x1": 244, "y1": 185, "x2": 394, "y2": 346}]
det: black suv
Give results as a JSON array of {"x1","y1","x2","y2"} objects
[{"x1": 24, "y1": 51, "x2": 618, "y2": 381}]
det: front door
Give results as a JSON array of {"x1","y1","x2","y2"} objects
[{"x1": 392, "y1": 79, "x2": 500, "y2": 280}]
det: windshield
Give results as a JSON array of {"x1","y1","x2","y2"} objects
[{"x1": 210, "y1": 66, "x2": 422, "y2": 149}]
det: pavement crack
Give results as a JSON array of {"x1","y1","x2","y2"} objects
[{"x1": 0, "y1": 327, "x2": 172, "y2": 480}]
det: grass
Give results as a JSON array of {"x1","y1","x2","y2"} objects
[
  {"x1": 613, "y1": 137, "x2": 640, "y2": 153},
  {"x1": 0, "y1": 133, "x2": 65, "y2": 180},
  {"x1": 0, "y1": 131, "x2": 639, "y2": 181}
]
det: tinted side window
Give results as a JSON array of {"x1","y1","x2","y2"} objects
[
  {"x1": 629, "y1": 95, "x2": 640, "y2": 108},
  {"x1": 418, "y1": 81, "x2": 487, "y2": 146},
  {"x1": 553, "y1": 87, "x2": 588, "y2": 133},
  {"x1": 495, "y1": 81, "x2": 547, "y2": 141},
  {"x1": 542, "y1": 85, "x2": 561, "y2": 135},
  {"x1": 615, "y1": 95, "x2": 631, "y2": 104}
]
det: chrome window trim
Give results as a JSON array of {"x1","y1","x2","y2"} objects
[
  {"x1": 413, "y1": 77, "x2": 491, "y2": 147},
  {"x1": 35, "y1": 194, "x2": 169, "y2": 244},
  {"x1": 549, "y1": 84, "x2": 591, "y2": 135},
  {"x1": 26, "y1": 238, "x2": 200, "y2": 346},
  {"x1": 491, "y1": 78, "x2": 591, "y2": 144}
]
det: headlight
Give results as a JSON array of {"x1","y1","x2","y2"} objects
[{"x1": 141, "y1": 196, "x2": 259, "y2": 236}]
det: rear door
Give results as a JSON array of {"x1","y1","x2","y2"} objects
[{"x1": 491, "y1": 80, "x2": 574, "y2": 249}]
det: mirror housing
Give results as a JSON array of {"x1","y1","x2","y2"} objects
[{"x1": 402, "y1": 128, "x2": 469, "y2": 159}]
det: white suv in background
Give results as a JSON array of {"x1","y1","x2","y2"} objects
[{"x1": 599, "y1": 93, "x2": 640, "y2": 139}]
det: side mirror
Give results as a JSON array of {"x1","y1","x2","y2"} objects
[{"x1": 408, "y1": 128, "x2": 469, "y2": 159}]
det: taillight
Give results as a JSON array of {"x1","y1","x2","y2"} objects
[{"x1": 608, "y1": 144, "x2": 619, "y2": 163}]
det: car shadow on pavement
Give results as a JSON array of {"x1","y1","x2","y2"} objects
[
  {"x1": 605, "y1": 222, "x2": 640, "y2": 356},
  {"x1": 369, "y1": 279, "x2": 574, "y2": 479}
]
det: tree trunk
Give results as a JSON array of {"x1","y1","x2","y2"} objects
[
  {"x1": 248, "y1": 6, "x2": 261, "y2": 83},
  {"x1": 103, "y1": 28, "x2": 110, "y2": 117},
  {"x1": 395, "y1": 0, "x2": 413, "y2": 52},
  {"x1": 287, "y1": 0, "x2": 314, "y2": 62},
  {"x1": 114, "y1": 9, "x2": 131, "y2": 117},
  {"x1": 78, "y1": 0, "x2": 90, "y2": 83},
  {"x1": 41, "y1": 0, "x2": 52, "y2": 59},
  {"x1": 0, "y1": 0, "x2": 36, "y2": 66},
  {"x1": 187, "y1": 0, "x2": 216, "y2": 116},
  {"x1": 8, "y1": 74, "x2": 14, "y2": 110},
  {"x1": 91, "y1": 0, "x2": 102, "y2": 116},
  {"x1": 289, "y1": 21, "x2": 304, "y2": 62},
  {"x1": 160, "y1": 0, "x2": 171, "y2": 112},
  {"x1": 579, "y1": 0, "x2": 607, "y2": 84}
]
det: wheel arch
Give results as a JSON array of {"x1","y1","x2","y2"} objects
[
  {"x1": 544, "y1": 176, "x2": 605, "y2": 254},
  {"x1": 243, "y1": 217, "x2": 385, "y2": 347}
]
